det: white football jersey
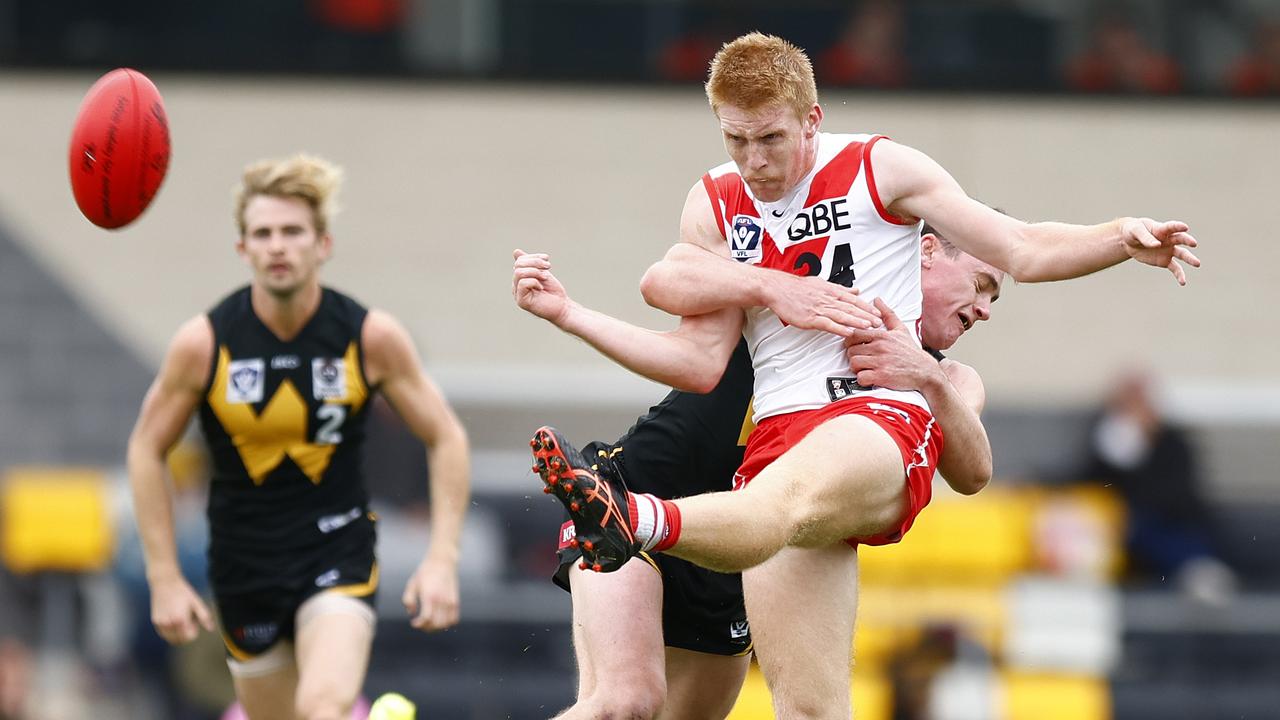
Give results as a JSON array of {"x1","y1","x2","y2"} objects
[{"x1": 703, "y1": 133, "x2": 927, "y2": 422}]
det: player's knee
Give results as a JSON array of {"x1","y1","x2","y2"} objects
[
  {"x1": 781, "y1": 476, "x2": 903, "y2": 548},
  {"x1": 780, "y1": 488, "x2": 839, "y2": 548},
  {"x1": 615, "y1": 678, "x2": 666, "y2": 719},
  {"x1": 772, "y1": 692, "x2": 844, "y2": 720},
  {"x1": 294, "y1": 688, "x2": 350, "y2": 720},
  {"x1": 580, "y1": 673, "x2": 665, "y2": 719}
]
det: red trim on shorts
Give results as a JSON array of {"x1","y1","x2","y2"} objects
[
  {"x1": 701, "y1": 173, "x2": 728, "y2": 240},
  {"x1": 734, "y1": 397, "x2": 944, "y2": 547},
  {"x1": 863, "y1": 135, "x2": 916, "y2": 227}
]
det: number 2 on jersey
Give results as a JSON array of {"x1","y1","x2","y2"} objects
[{"x1": 315, "y1": 404, "x2": 346, "y2": 444}]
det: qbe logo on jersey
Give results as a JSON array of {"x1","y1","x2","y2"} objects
[{"x1": 730, "y1": 215, "x2": 763, "y2": 263}]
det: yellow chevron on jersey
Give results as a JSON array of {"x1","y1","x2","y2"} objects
[
  {"x1": 206, "y1": 342, "x2": 368, "y2": 485},
  {"x1": 738, "y1": 398, "x2": 756, "y2": 446}
]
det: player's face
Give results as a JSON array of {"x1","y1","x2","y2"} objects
[
  {"x1": 919, "y1": 238, "x2": 1003, "y2": 350},
  {"x1": 237, "y1": 195, "x2": 332, "y2": 299},
  {"x1": 718, "y1": 102, "x2": 821, "y2": 202}
]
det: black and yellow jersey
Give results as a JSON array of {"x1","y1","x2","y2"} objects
[
  {"x1": 608, "y1": 339, "x2": 755, "y2": 500},
  {"x1": 198, "y1": 285, "x2": 377, "y2": 592}
]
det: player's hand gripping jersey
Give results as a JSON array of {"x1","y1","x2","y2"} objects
[{"x1": 703, "y1": 133, "x2": 927, "y2": 422}]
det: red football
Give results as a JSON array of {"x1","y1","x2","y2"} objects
[{"x1": 68, "y1": 68, "x2": 171, "y2": 229}]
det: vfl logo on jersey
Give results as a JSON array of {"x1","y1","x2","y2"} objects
[
  {"x1": 271, "y1": 354, "x2": 300, "y2": 370},
  {"x1": 312, "y1": 358, "x2": 347, "y2": 400},
  {"x1": 226, "y1": 359, "x2": 265, "y2": 404},
  {"x1": 729, "y1": 619, "x2": 751, "y2": 640},
  {"x1": 730, "y1": 215, "x2": 763, "y2": 263}
]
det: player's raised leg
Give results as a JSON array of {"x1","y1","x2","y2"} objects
[
  {"x1": 744, "y1": 544, "x2": 858, "y2": 720},
  {"x1": 665, "y1": 413, "x2": 909, "y2": 572},
  {"x1": 557, "y1": 561, "x2": 667, "y2": 719},
  {"x1": 292, "y1": 595, "x2": 376, "y2": 720},
  {"x1": 537, "y1": 411, "x2": 912, "y2": 574}
]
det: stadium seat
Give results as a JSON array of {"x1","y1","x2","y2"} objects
[
  {"x1": 0, "y1": 466, "x2": 113, "y2": 573},
  {"x1": 859, "y1": 487, "x2": 1039, "y2": 586},
  {"x1": 1001, "y1": 671, "x2": 1111, "y2": 720},
  {"x1": 856, "y1": 586, "x2": 1005, "y2": 668}
]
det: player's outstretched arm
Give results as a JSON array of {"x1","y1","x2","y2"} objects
[
  {"x1": 873, "y1": 140, "x2": 1200, "y2": 285},
  {"x1": 845, "y1": 300, "x2": 991, "y2": 495},
  {"x1": 513, "y1": 249, "x2": 742, "y2": 393},
  {"x1": 126, "y1": 316, "x2": 217, "y2": 645},
  {"x1": 363, "y1": 310, "x2": 469, "y2": 633},
  {"x1": 638, "y1": 182, "x2": 882, "y2": 335}
]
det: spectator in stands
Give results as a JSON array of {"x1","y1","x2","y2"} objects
[
  {"x1": 818, "y1": 0, "x2": 909, "y2": 88},
  {"x1": 656, "y1": 18, "x2": 739, "y2": 83},
  {"x1": 1085, "y1": 371, "x2": 1237, "y2": 605},
  {"x1": 306, "y1": 0, "x2": 406, "y2": 71},
  {"x1": 0, "y1": 567, "x2": 34, "y2": 720},
  {"x1": 310, "y1": 0, "x2": 402, "y2": 34},
  {"x1": 1227, "y1": 15, "x2": 1280, "y2": 96},
  {"x1": 1065, "y1": 7, "x2": 1182, "y2": 94},
  {"x1": 888, "y1": 625, "x2": 957, "y2": 720}
]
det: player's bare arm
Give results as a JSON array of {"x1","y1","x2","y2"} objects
[
  {"x1": 871, "y1": 139, "x2": 1201, "y2": 285},
  {"x1": 363, "y1": 309, "x2": 470, "y2": 632},
  {"x1": 126, "y1": 315, "x2": 217, "y2": 644},
  {"x1": 845, "y1": 299, "x2": 991, "y2": 495},
  {"x1": 638, "y1": 182, "x2": 881, "y2": 335},
  {"x1": 933, "y1": 359, "x2": 992, "y2": 494},
  {"x1": 513, "y1": 249, "x2": 742, "y2": 393}
]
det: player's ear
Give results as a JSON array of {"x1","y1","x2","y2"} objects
[
  {"x1": 318, "y1": 232, "x2": 334, "y2": 262},
  {"x1": 805, "y1": 105, "x2": 823, "y2": 138},
  {"x1": 920, "y1": 233, "x2": 938, "y2": 268}
]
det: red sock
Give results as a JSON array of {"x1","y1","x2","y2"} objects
[
  {"x1": 652, "y1": 499, "x2": 682, "y2": 552},
  {"x1": 627, "y1": 493, "x2": 682, "y2": 552}
]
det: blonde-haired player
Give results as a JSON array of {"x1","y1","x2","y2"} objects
[
  {"x1": 535, "y1": 32, "x2": 1199, "y2": 718},
  {"x1": 128, "y1": 154, "x2": 469, "y2": 720}
]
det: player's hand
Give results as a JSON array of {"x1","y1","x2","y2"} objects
[
  {"x1": 844, "y1": 299, "x2": 943, "y2": 390},
  {"x1": 765, "y1": 272, "x2": 882, "y2": 336},
  {"x1": 149, "y1": 573, "x2": 215, "y2": 645},
  {"x1": 513, "y1": 249, "x2": 573, "y2": 325},
  {"x1": 1121, "y1": 218, "x2": 1201, "y2": 286},
  {"x1": 402, "y1": 555, "x2": 460, "y2": 633}
]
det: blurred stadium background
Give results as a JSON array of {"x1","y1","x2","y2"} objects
[{"x1": 1, "y1": 0, "x2": 1279, "y2": 718}]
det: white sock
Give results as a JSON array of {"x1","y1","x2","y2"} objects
[{"x1": 631, "y1": 492, "x2": 666, "y2": 552}]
